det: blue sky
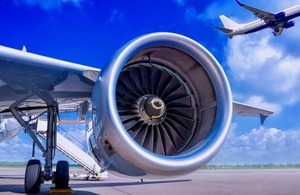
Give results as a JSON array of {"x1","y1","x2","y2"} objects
[{"x1": 1, "y1": 0, "x2": 300, "y2": 165}]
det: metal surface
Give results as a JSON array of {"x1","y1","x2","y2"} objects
[
  {"x1": 90, "y1": 32, "x2": 233, "y2": 177},
  {"x1": 117, "y1": 62, "x2": 197, "y2": 156},
  {"x1": 0, "y1": 32, "x2": 273, "y2": 183},
  {"x1": 0, "y1": 45, "x2": 99, "y2": 118}
]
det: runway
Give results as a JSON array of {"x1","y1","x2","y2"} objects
[{"x1": 0, "y1": 167, "x2": 300, "y2": 195}]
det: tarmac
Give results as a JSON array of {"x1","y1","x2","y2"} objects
[{"x1": 0, "y1": 167, "x2": 300, "y2": 195}]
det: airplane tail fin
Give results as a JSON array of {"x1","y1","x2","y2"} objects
[
  {"x1": 216, "y1": 15, "x2": 241, "y2": 39},
  {"x1": 219, "y1": 15, "x2": 240, "y2": 29}
]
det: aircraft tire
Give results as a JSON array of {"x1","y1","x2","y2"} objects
[
  {"x1": 24, "y1": 159, "x2": 42, "y2": 194},
  {"x1": 55, "y1": 160, "x2": 69, "y2": 189}
]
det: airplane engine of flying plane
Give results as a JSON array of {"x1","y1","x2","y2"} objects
[
  {"x1": 0, "y1": 32, "x2": 272, "y2": 193},
  {"x1": 216, "y1": 0, "x2": 300, "y2": 38}
]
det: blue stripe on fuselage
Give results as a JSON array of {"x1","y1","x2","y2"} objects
[
  {"x1": 244, "y1": 24, "x2": 269, "y2": 34},
  {"x1": 285, "y1": 11, "x2": 300, "y2": 21},
  {"x1": 244, "y1": 11, "x2": 300, "y2": 35}
]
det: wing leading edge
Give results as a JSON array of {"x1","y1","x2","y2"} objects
[
  {"x1": 0, "y1": 45, "x2": 100, "y2": 118},
  {"x1": 0, "y1": 45, "x2": 273, "y2": 123},
  {"x1": 236, "y1": 0, "x2": 274, "y2": 22},
  {"x1": 236, "y1": 0, "x2": 285, "y2": 36},
  {"x1": 235, "y1": 0, "x2": 300, "y2": 36},
  {"x1": 233, "y1": 101, "x2": 273, "y2": 125}
]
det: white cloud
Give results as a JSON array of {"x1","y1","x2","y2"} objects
[
  {"x1": 212, "y1": 125, "x2": 300, "y2": 165},
  {"x1": 0, "y1": 135, "x2": 33, "y2": 162},
  {"x1": 227, "y1": 33, "x2": 280, "y2": 81},
  {"x1": 214, "y1": 1, "x2": 300, "y2": 165},
  {"x1": 0, "y1": 124, "x2": 87, "y2": 163},
  {"x1": 227, "y1": 32, "x2": 300, "y2": 104},
  {"x1": 244, "y1": 96, "x2": 282, "y2": 115},
  {"x1": 14, "y1": 0, "x2": 84, "y2": 10},
  {"x1": 58, "y1": 124, "x2": 87, "y2": 151},
  {"x1": 240, "y1": 127, "x2": 288, "y2": 150}
]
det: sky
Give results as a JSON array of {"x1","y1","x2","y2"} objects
[{"x1": 1, "y1": 0, "x2": 300, "y2": 166}]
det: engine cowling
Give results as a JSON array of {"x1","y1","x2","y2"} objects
[
  {"x1": 274, "y1": 11, "x2": 286, "y2": 20},
  {"x1": 284, "y1": 20, "x2": 295, "y2": 29},
  {"x1": 89, "y1": 32, "x2": 232, "y2": 178}
]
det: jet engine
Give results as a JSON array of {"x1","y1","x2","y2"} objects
[
  {"x1": 89, "y1": 32, "x2": 232, "y2": 178},
  {"x1": 284, "y1": 20, "x2": 295, "y2": 29},
  {"x1": 274, "y1": 11, "x2": 286, "y2": 19}
]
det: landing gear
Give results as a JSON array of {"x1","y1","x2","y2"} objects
[
  {"x1": 24, "y1": 160, "x2": 70, "y2": 194},
  {"x1": 25, "y1": 159, "x2": 42, "y2": 194},
  {"x1": 55, "y1": 161, "x2": 70, "y2": 189},
  {"x1": 8, "y1": 90, "x2": 70, "y2": 193}
]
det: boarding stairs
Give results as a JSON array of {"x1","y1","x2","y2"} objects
[{"x1": 36, "y1": 119, "x2": 107, "y2": 180}]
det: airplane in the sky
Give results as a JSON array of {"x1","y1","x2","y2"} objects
[
  {"x1": 0, "y1": 32, "x2": 272, "y2": 194},
  {"x1": 216, "y1": 0, "x2": 300, "y2": 38}
]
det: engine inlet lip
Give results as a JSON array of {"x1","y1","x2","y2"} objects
[{"x1": 104, "y1": 32, "x2": 233, "y2": 174}]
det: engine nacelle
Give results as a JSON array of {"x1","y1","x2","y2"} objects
[
  {"x1": 274, "y1": 11, "x2": 286, "y2": 19},
  {"x1": 89, "y1": 32, "x2": 232, "y2": 178},
  {"x1": 284, "y1": 20, "x2": 295, "y2": 29}
]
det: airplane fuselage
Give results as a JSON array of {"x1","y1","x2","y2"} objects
[
  {"x1": 217, "y1": 1, "x2": 300, "y2": 38},
  {"x1": 232, "y1": 5, "x2": 300, "y2": 36}
]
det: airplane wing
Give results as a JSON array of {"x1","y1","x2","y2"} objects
[
  {"x1": 236, "y1": 0, "x2": 275, "y2": 23},
  {"x1": 0, "y1": 44, "x2": 273, "y2": 125},
  {"x1": 233, "y1": 101, "x2": 273, "y2": 124},
  {"x1": 0, "y1": 33, "x2": 276, "y2": 194},
  {"x1": 0, "y1": 45, "x2": 100, "y2": 120}
]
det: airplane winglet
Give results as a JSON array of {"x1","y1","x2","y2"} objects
[
  {"x1": 232, "y1": 101, "x2": 273, "y2": 125},
  {"x1": 236, "y1": 0, "x2": 244, "y2": 7},
  {"x1": 260, "y1": 114, "x2": 268, "y2": 125},
  {"x1": 22, "y1": 45, "x2": 27, "y2": 52}
]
